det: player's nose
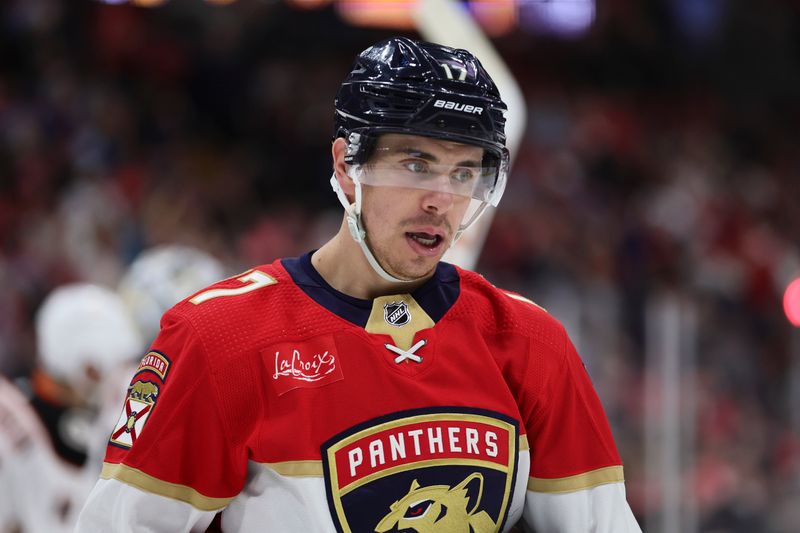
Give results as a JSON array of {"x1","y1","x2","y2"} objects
[{"x1": 421, "y1": 188, "x2": 455, "y2": 214}]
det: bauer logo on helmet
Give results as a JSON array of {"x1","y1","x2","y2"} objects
[{"x1": 433, "y1": 100, "x2": 483, "y2": 115}]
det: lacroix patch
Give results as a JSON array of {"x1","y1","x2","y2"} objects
[{"x1": 266, "y1": 334, "x2": 343, "y2": 396}]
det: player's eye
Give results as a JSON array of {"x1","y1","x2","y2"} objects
[
  {"x1": 451, "y1": 167, "x2": 476, "y2": 184},
  {"x1": 403, "y1": 499, "x2": 433, "y2": 518},
  {"x1": 403, "y1": 160, "x2": 429, "y2": 174}
]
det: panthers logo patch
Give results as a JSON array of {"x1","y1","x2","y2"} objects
[
  {"x1": 109, "y1": 380, "x2": 160, "y2": 449},
  {"x1": 321, "y1": 407, "x2": 519, "y2": 533}
]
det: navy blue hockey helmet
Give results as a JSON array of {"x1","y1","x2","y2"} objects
[{"x1": 334, "y1": 37, "x2": 509, "y2": 168}]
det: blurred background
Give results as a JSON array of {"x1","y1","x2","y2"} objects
[{"x1": 1, "y1": 0, "x2": 799, "y2": 531}]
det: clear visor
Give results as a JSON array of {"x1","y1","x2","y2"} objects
[{"x1": 355, "y1": 146, "x2": 502, "y2": 204}]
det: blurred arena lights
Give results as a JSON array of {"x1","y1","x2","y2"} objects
[
  {"x1": 92, "y1": 0, "x2": 592, "y2": 37},
  {"x1": 95, "y1": 0, "x2": 241, "y2": 5},
  {"x1": 337, "y1": 0, "x2": 416, "y2": 30},
  {"x1": 520, "y1": 0, "x2": 596, "y2": 37},
  {"x1": 785, "y1": 278, "x2": 800, "y2": 327},
  {"x1": 337, "y1": 0, "x2": 519, "y2": 35},
  {"x1": 287, "y1": 0, "x2": 333, "y2": 9},
  {"x1": 131, "y1": 0, "x2": 168, "y2": 7},
  {"x1": 468, "y1": 0, "x2": 517, "y2": 36}
]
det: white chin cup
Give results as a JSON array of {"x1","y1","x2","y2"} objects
[{"x1": 331, "y1": 170, "x2": 414, "y2": 283}]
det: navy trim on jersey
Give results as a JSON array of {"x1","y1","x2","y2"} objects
[{"x1": 281, "y1": 252, "x2": 460, "y2": 327}]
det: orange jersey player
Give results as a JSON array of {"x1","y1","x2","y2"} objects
[{"x1": 77, "y1": 37, "x2": 641, "y2": 533}]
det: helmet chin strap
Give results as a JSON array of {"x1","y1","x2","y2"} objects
[{"x1": 329, "y1": 171, "x2": 420, "y2": 284}]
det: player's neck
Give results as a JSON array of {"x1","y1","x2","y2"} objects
[{"x1": 312, "y1": 222, "x2": 429, "y2": 300}]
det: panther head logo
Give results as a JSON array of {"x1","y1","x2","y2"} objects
[{"x1": 374, "y1": 473, "x2": 496, "y2": 532}]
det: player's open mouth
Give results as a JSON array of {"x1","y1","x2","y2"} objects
[
  {"x1": 407, "y1": 232, "x2": 442, "y2": 248},
  {"x1": 405, "y1": 232, "x2": 445, "y2": 256}
]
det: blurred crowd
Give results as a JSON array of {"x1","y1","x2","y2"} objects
[{"x1": 1, "y1": 0, "x2": 799, "y2": 531}]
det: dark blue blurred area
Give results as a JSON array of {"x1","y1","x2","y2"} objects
[{"x1": 1, "y1": 1, "x2": 800, "y2": 531}]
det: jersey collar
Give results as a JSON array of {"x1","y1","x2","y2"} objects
[{"x1": 281, "y1": 251, "x2": 460, "y2": 328}]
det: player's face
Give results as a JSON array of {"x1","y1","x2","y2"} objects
[{"x1": 359, "y1": 134, "x2": 483, "y2": 280}]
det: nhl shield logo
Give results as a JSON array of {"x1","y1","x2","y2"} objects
[
  {"x1": 109, "y1": 380, "x2": 159, "y2": 449},
  {"x1": 321, "y1": 407, "x2": 519, "y2": 533},
  {"x1": 383, "y1": 301, "x2": 410, "y2": 327}
]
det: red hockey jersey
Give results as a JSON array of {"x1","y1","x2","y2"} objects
[{"x1": 77, "y1": 253, "x2": 640, "y2": 532}]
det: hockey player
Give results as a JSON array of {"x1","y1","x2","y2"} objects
[
  {"x1": 0, "y1": 283, "x2": 142, "y2": 533},
  {"x1": 76, "y1": 37, "x2": 642, "y2": 532},
  {"x1": 118, "y1": 244, "x2": 228, "y2": 345}
]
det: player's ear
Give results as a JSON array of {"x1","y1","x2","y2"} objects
[{"x1": 331, "y1": 137, "x2": 355, "y2": 199}]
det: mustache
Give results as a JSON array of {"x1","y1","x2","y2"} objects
[{"x1": 400, "y1": 215, "x2": 453, "y2": 235}]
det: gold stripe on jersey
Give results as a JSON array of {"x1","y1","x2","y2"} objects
[
  {"x1": 263, "y1": 434, "x2": 527, "y2": 480},
  {"x1": 527, "y1": 465, "x2": 625, "y2": 494},
  {"x1": 503, "y1": 292, "x2": 547, "y2": 313},
  {"x1": 365, "y1": 294, "x2": 435, "y2": 350},
  {"x1": 262, "y1": 460, "x2": 324, "y2": 477},
  {"x1": 101, "y1": 462, "x2": 233, "y2": 511}
]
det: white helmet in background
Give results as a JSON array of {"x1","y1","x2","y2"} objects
[
  {"x1": 118, "y1": 244, "x2": 226, "y2": 343},
  {"x1": 35, "y1": 283, "x2": 143, "y2": 394}
]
